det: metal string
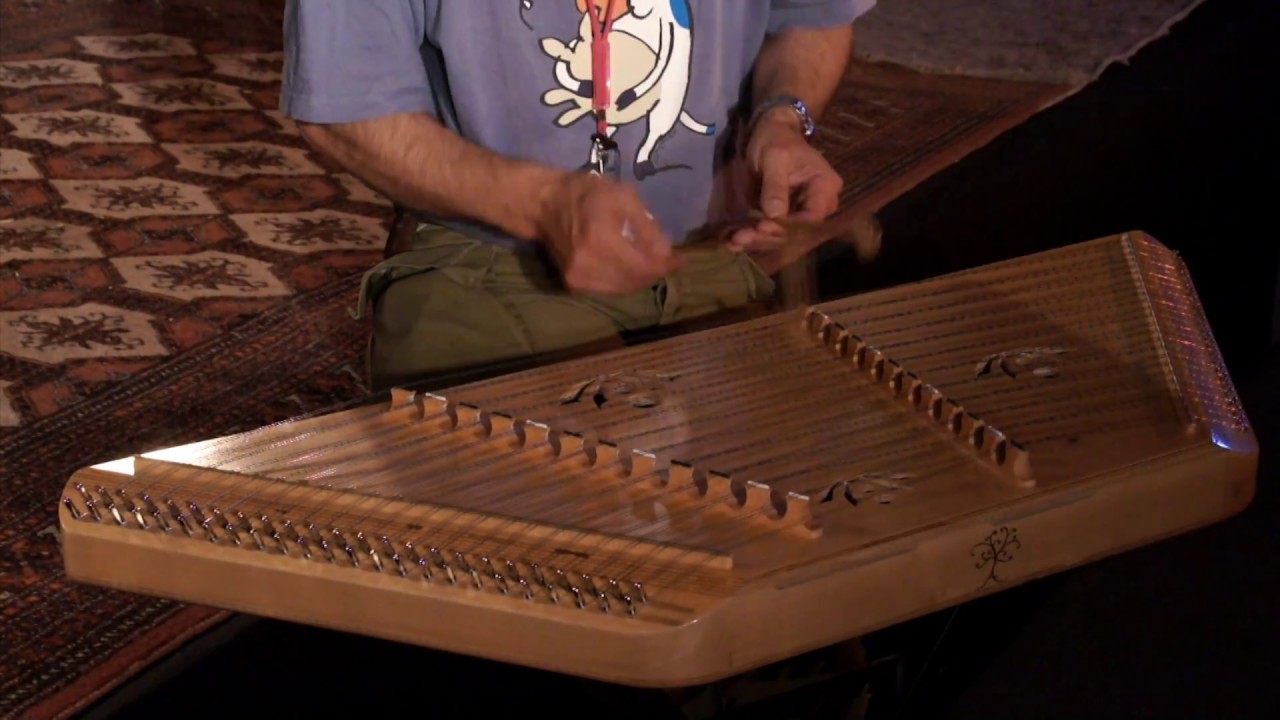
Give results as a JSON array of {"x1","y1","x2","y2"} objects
[
  {"x1": 197, "y1": 249, "x2": 1121, "y2": 484},
  {"x1": 78, "y1": 243, "x2": 1199, "y2": 599}
]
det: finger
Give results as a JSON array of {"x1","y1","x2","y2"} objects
[
  {"x1": 731, "y1": 217, "x2": 789, "y2": 251},
  {"x1": 727, "y1": 227, "x2": 761, "y2": 250},
  {"x1": 727, "y1": 227, "x2": 753, "y2": 250},
  {"x1": 790, "y1": 172, "x2": 843, "y2": 224},
  {"x1": 728, "y1": 227, "x2": 788, "y2": 252},
  {"x1": 755, "y1": 218, "x2": 786, "y2": 237},
  {"x1": 716, "y1": 215, "x2": 773, "y2": 245},
  {"x1": 562, "y1": 226, "x2": 644, "y2": 296},
  {"x1": 599, "y1": 207, "x2": 680, "y2": 290},
  {"x1": 759, "y1": 157, "x2": 792, "y2": 219},
  {"x1": 621, "y1": 205, "x2": 677, "y2": 267}
]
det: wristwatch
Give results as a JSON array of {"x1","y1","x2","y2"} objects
[{"x1": 749, "y1": 95, "x2": 816, "y2": 140}]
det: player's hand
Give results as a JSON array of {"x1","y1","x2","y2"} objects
[
  {"x1": 538, "y1": 172, "x2": 680, "y2": 295},
  {"x1": 729, "y1": 109, "x2": 843, "y2": 252}
]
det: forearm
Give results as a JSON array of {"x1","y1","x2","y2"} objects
[
  {"x1": 298, "y1": 112, "x2": 567, "y2": 242},
  {"x1": 751, "y1": 24, "x2": 854, "y2": 122}
]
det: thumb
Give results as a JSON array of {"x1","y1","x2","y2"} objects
[
  {"x1": 759, "y1": 160, "x2": 791, "y2": 219},
  {"x1": 622, "y1": 209, "x2": 678, "y2": 269}
]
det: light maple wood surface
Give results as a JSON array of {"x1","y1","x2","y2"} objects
[{"x1": 59, "y1": 232, "x2": 1257, "y2": 688}]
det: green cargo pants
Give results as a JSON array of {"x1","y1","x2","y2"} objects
[{"x1": 359, "y1": 223, "x2": 777, "y2": 391}]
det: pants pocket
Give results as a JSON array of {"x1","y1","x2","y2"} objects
[
  {"x1": 355, "y1": 230, "x2": 491, "y2": 320},
  {"x1": 661, "y1": 247, "x2": 777, "y2": 325}
]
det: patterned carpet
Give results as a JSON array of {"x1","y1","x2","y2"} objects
[{"x1": 0, "y1": 1, "x2": 1072, "y2": 718}]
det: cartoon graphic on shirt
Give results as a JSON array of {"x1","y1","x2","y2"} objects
[
  {"x1": 519, "y1": 0, "x2": 534, "y2": 30},
  {"x1": 539, "y1": 0, "x2": 715, "y2": 179}
]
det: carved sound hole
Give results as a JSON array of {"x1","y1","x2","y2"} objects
[
  {"x1": 819, "y1": 472, "x2": 916, "y2": 507},
  {"x1": 975, "y1": 347, "x2": 1072, "y2": 380},
  {"x1": 559, "y1": 371, "x2": 681, "y2": 409}
]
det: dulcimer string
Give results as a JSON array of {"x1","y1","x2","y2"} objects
[
  {"x1": 115, "y1": 297, "x2": 921, "y2": 571},
  {"x1": 132, "y1": 288, "x2": 988, "y2": 525},
  {"x1": 173, "y1": 313, "x2": 797, "y2": 475},
  {"x1": 183, "y1": 310, "x2": 808, "y2": 481},
  {"x1": 373, "y1": 351, "x2": 958, "y2": 571},
  {"x1": 308, "y1": 331, "x2": 818, "y2": 493},
  {"x1": 117, "y1": 245, "x2": 1152, "y2": 576},
  {"x1": 333, "y1": 331, "x2": 859, "y2": 542}
]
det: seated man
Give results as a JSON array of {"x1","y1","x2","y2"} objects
[{"x1": 281, "y1": 0, "x2": 876, "y2": 391}]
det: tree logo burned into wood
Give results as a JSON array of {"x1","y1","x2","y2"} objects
[
  {"x1": 819, "y1": 472, "x2": 916, "y2": 507},
  {"x1": 558, "y1": 371, "x2": 681, "y2": 409},
  {"x1": 975, "y1": 347, "x2": 1072, "y2": 380},
  {"x1": 970, "y1": 526, "x2": 1021, "y2": 587}
]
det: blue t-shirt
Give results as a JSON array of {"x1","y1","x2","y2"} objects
[{"x1": 280, "y1": 0, "x2": 876, "y2": 246}]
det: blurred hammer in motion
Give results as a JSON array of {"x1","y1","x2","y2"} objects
[{"x1": 682, "y1": 206, "x2": 884, "y2": 309}]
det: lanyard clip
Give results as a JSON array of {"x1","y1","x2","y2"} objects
[{"x1": 590, "y1": 132, "x2": 621, "y2": 179}]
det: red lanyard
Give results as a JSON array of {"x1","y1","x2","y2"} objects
[{"x1": 586, "y1": 0, "x2": 618, "y2": 138}]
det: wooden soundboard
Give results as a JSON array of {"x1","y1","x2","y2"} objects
[{"x1": 58, "y1": 232, "x2": 1257, "y2": 688}]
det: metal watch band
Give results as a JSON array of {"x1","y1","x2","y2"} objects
[{"x1": 749, "y1": 95, "x2": 816, "y2": 139}]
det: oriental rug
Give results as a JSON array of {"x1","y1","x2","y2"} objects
[{"x1": 0, "y1": 0, "x2": 1191, "y2": 718}]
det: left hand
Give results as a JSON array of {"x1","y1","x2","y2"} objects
[{"x1": 728, "y1": 108, "x2": 844, "y2": 252}]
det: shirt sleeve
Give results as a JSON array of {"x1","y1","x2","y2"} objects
[
  {"x1": 767, "y1": 0, "x2": 877, "y2": 34},
  {"x1": 279, "y1": 0, "x2": 436, "y2": 124}
]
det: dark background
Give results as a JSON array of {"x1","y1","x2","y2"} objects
[
  {"x1": 823, "y1": 0, "x2": 1278, "y2": 376},
  {"x1": 87, "y1": 0, "x2": 1278, "y2": 717},
  {"x1": 820, "y1": 0, "x2": 1280, "y2": 717}
]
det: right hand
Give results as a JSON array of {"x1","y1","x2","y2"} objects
[{"x1": 537, "y1": 172, "x2": 681, "y2": 295}]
